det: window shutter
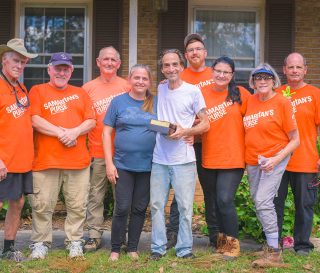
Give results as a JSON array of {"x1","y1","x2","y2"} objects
[
  {"x1": 265, "y1": 0, "x2": 294, "y2": 79},
  {"x1": 0, "y1": 0, "x2": 15, "y2": 44},
  {"x1": 92, "y1": 0, "x2": 123, "y2": 78},
  {"x1": 158, "y1": 0, "x2": 188, "y2": 80}
]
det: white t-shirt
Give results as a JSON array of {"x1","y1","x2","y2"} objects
[{"x1": 153, "y1": 81, "x2": 206, "y2": 165}]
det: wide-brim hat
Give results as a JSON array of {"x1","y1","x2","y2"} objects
[{"x1": 0, "y1": 38, "x2": 38, "y2": 59}]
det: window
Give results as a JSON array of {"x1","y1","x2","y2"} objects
[
  {"x1": 22, "y1": 6, "x2": 86, "y2": 90},
  {"x1": 193, "y1": 8, "x2": 260, "y2": 85}
]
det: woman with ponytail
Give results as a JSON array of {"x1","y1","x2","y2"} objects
[
  {"x1": 201, "y1": 56, "x2": 251, "y2": 259},
  {"x1": 102, "y1": 64, "x2": 156, "y2": 261}
]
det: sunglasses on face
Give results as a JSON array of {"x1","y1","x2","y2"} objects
[{"x1": 253, "y1": 74, "x2": 274, "y2": 81}]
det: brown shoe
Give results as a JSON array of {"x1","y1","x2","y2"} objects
[
  {"x1": 253, "y1": 244, "x2": 281, "y2": 257},
  {"x1": 216, "y1": 233, "x2": 227, "y2": 253},
  {"x1": 221, "y1": 236, "x2": 240, "y2": 260},
  {"x1": 252, "y1": 248, "x2": 285, "y2": 268},
  {"x1": 83, "y1": 238, "x2": 101, "y2": 253}
]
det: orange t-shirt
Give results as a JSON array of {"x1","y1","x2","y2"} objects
[
  {"x1": 180, "y1": 66, "x2": 214, "y2": 94},
  {"x1": 202, "y1": 86, "x2": 251, "y2": 169},
  {"x1": 29, "y1": 83, "x2": 95, "y2": 171},
  {"x1": 181, "y1": 66, "x2": 215, "y2": 142},
  {"x1": 244, "y1": 93, "x2": 297, "y2": 165},
  {"x1": 0, "y1": 79, "x2": 33, "y2": 172},
  {"x1": 82, "y1": 76, "x2": 130, "y2": 158},
  {"x1": 276, "y1": 84, "x2": 320, "y2": 172}
]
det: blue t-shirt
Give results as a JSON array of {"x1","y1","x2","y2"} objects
[{"x1": 104, "y1": 92, "x2": 157, "y2": 172}]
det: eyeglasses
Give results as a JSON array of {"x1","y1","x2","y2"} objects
[
  {"x1": 213, "y1": 68, "x2": 233, "y2": 76},
  {"x1": 253, "y1": 75, "x2": 274, "y2": 81},
  {"x1": 0, "y1": 71, "x2": 30, "y2": 108},
  {"x1": 185, "y1": 47, "x2": 205, "y2": 53}
]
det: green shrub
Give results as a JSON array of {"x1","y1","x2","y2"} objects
[{"x1": 198, "y1": 174, "x2": 320, "y2": 242}]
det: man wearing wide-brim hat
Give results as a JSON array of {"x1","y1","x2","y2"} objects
[{"x1": 0, "y1": 38, "x2": 38, "y2": 262}]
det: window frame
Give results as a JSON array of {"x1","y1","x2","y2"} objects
[
  {"x1": 188, "y1": 0, "x2": 265, "y2": 80},
  {"x1": 18, "y1": 1, "x2": 91, "y2": 85}
]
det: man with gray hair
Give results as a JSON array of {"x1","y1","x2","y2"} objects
[
  {"x1": 149, "y1": 49, "x2": 209, "y2": 260},
  {"x1": 82, "y1": 46, "x2": 130, "y2": 252},
  {"x1": 28, "y1": 52, "x2": 96, "y2": 259},
  {"x1": 0, "y1": 38, "x2": 37, "y2": 262}
]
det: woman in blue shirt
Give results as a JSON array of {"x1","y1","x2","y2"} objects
[{"x1": 103, "y1": 64, "x2": 156, "y2": 261}]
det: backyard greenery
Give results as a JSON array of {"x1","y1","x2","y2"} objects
[{"x1": 0, "y1": 248, "x2": 319, "y2": 273}]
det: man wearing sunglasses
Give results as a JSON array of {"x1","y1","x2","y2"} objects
[
  {"x1": 0, "y1": 38, "x2": 38, "y2": 262},
  {"x1": 28, "y1": 52, "x2": 96, "y2": 260}
]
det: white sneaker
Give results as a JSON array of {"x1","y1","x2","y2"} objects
[
  {"x1": 67, "y1": 241, "x2": 84, "y2": 259},
  {"x1": 29, "y1": 242, "x2": 49, "y2": 259}
]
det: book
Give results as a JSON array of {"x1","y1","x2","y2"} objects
[{"x1": 148, "y1": 119, "x2": 177, "y2": 135}]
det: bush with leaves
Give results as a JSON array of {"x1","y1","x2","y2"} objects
[{"x1": 198, "y1": 174, "x2": 320, "y2": 241}]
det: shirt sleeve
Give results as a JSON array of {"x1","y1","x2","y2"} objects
[
  {"x1": 104, "y1": 98, "x2": 118, "y2": 127},
  {"x1": 194, "y1": 88, "x2": 207, "y2": 115},
  {"x1": 29, "y1": 85, "x2": 42, "y2": 116},
  {"x1": 282, "y1": 97, "x2": 297, "y2": 133},
  {"x1": 81, "y1": 89, "x2": 96, "y2": 120},
  {"x1": 239, "y1": 87, "x2": 252, "y2": 116},
  {"x1": 313, "y1": 87, "x2": 320, "y2": 125}
]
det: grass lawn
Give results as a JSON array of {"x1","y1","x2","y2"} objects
[{"x1": 0, "y1": 248, "x2": 319, "y2": 273}]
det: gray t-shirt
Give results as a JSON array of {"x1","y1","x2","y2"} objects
[{"x1": 153, "y1": 81, "x2": 206, "y2": 165}]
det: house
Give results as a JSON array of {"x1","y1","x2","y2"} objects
[{"x1": 1, "y1": 0, "x2": 319, "y2": 206}]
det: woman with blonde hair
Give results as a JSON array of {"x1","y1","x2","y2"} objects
[
  {"x1": 103, "y1": 64, "x2": 156, "y2": 261},
  {"x1": 244, "y1": 63, "x2": 299, "y2": 267}
]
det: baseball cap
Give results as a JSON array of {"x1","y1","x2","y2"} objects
[
  {"x1": 49, "y1": 52, "x2": 73, "y2": 66},
  {"x1": 184, "y1": 33, "x2": 205, "y2": 49}
]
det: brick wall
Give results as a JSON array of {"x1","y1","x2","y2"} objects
[
  {"x1": 121, "y1": 0, "x2": 204, "y2": 209},
  {"x1": 295, "y1": 0, "x2": 320, "y2": 87}
]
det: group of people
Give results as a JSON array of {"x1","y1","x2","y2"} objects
[{"x1": 0, "y1": 34, "x2": 319, "y2": 268}]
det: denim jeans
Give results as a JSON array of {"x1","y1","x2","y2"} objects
[
  {"x1": 274, "y1": 171, "x2": 318, "y2": 252},
  {"x1": 150, "y1": 162, "x2": 196, "y2": 257}
]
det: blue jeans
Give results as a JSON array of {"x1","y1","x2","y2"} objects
[{"x1": 150, "y1": 162, "x2": 196, "y2": 257}]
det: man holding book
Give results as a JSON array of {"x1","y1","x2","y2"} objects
[{"x1": 149, "y1": 49, "x2": 209, "y2": 260}]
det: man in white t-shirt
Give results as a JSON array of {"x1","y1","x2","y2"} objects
[{"x1": 149, "y1": 49, "x2": 209, "y2": 260}]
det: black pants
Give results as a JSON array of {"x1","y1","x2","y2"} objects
[
  {"x1": 167, "y1": 143, "x2": 220, "y2": 243},
  {"x1": 111, "y1": 169, "x2": 150, "y2": 252},
  {"x1": 202, "y1": 168, "x2": 243, "y2": 238},
  {"x1": 274, "y1": 171, "x2": 318, "y2": 252}
]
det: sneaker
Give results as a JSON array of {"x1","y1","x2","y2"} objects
[
  {"x1": 1, "y1": 247, "x2": 27, "y2": 262},
  {"x1": 296, "y1": 249, "x2": 311, "y2": 256},
  {"x1": 67, "y1": 241, "x2": 84, "y2": 259},
  {"x1": 83, "y1": 238, "x2": 101, "y2": 253},
  {"x1": 29, "y1": 242, "x2": 49, "y2": 260},
  {"x1": 166, "y1": 232, "x2": 177, "y2": 250},
  {"x1": 282, "y1": 236, "x2": 294, "y2": 249},
  {"x1": 180, "y1": 252, "x2": 196, "y2": 259},
  {"x1": 149, "y1": 252, "x2": 164, "y2": 261}
]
